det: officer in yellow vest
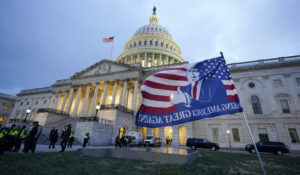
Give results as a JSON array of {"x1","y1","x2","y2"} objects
[
  {"x1": 67, "y1": 132, "x2": 75, "y2": 148},
  {"x1": 82, "y1": 133, "x2": 90, "y2": 148},
  {"x1": 13, "y1": 125, "x2": 27, "y2": 152}
]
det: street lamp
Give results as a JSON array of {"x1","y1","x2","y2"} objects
[
  {"x1": 95, "y1": 103, "x2": 100, "y2": 121},
  {"x1": 227, "y1": 129, "x2": 232, "y2": 153},
  {"x1": 24, "y1": 108, "x2": 31, "y2": 122}
]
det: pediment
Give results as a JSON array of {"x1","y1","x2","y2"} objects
[{"x1": 70, "y1": 59, "x2": 142, "y2": 79}]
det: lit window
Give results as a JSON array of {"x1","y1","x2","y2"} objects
[
  {"x1": 258, "y1": 128, "x2": 269, "y2": 142},
  {"x1": 232, "y1": 128, "x2": 240, "y2": 142},
  {"x1": 273, "y1": 79, "x2": 282, "y2": 87},
  {"x1": 0, "y1": 116, "x2": 3, "y2": 122},
  {"x1": 296, "y1": 78, "x2": 300, "y2": 85},
  {"x1": 280, "y1": 99, "x2": 290, "y2": 113},
  {"x1": 289, "y1": 128, "x2": 300, "y2": 143},
  {"x1": 212, "y1": 128, "x2": 219, "y2": 142},
  {"x1": 4, "y1": 106, "x2": 9, "y2": 110},
  {"x1": 251, "y1": 96, "x2": 262, "y2": 114}
]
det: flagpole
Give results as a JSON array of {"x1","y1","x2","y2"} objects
[
  {"x1": 110, "y1": 36, "x2": 114, "y2": 60},
  {"x1": 242, "y1": 112, "x2": 266, "y2": 175},
  {"x1": 221, "y1": 51, "x2": 266, "y2": 175}
]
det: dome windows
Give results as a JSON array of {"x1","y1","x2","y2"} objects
[
  {"x1": 139, "y1": 41, "x2": 142, "y2": 46},
  {"x1": 150, "y1": 40, "x2": 153, "y2": 46},
  {"x1": 155, "y1": 41, "x2": 158, "y2": 46},
  {"x1": 134, "y1": 42, "x2": 136, "y2": 47},
  {"x1": 161, "y1": 42, "x2": 163, "y2": 47},
  {"x1": 144, "y1": 40, "x2": 147, "y2": 46},
  {"x1": 166, "y1": 43, "x2": 169, "y2": 48}
]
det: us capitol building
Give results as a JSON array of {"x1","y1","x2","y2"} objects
[{"x1": 8, "y1": 9, "x2": 300, "y2": 150}]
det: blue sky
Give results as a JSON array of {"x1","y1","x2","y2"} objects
[{"x1": 1, "y1": 0, "x2": 300, "y2": 96}]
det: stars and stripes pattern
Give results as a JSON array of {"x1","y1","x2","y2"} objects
[
  {"x1": 138, "y1": 56, "x2": 240, "y2": 114},
  {"x1": 139, "y1": 67, "x2": 189, "y2": 114},
  {"x1": 103, "y1": 36, "x2": 114, "y2": 43},
  {"x1": 200, "y1": 57, "x2": 239, "y2": 101}
]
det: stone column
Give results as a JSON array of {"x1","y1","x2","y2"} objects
[
  {"x1": 88, "y1": 83, "x2": 99, "y2": 116},
  {"x1": 49, "y1": 93, "x2": 56, "y2": 109},
  {"x1": 60, "y1": 91, "x2": 68, "y2": 111},
  {"x1": 71, "y1": 86, "x2": 82, "y2": 116},
  {"x1": 79, "y1": 85, "x2": 90, "y2": 117},
  {"x1": 124, "y1": 57, "x2": 128, "y2": 64},
  {"x1": 137, "y1": 54, "x2": 140, "y2": 64},
  {"x1": 111, "y1": 80, "x2": 118, "y2": 105},
  {"x1": 101, "y1": 81, "x2": 108, "y2": 105},
  {"x1": 166, "y1": 56, "x2": 169, "y2": 65},
  {"x1": 65, "y1": 88, "x2": 74, "y2": 114},
  {"x1": 54, "y1": 92, "x2": 62, "y2": 110},
  {"x1": 146, "y1": 127, "x2": 152, "y2": 136},
  {"x1": 121, "y1": 79, "x2": 128, "y2": 106},
  {"x1": 158, "y1": 54, "x2": 162, "y2": 66},
  {"x1": 132, "y1": 79, "x2": 139, "y2": 112},
  {"x1": 130, "y1": 55, "x2": 133, "y2": 64},
  {"x1": 144, "y1": 53, "x2": 147, "y2": 67},
  {"x1": 151, "y1": 53, "x2": 154, "y2": 67},
  {"x1": 9, "y1": 101, "x2": 20, "y2": 119},
  {"x1": 172, "y1": 125, "x2": 179, "y2": 146},
  {"x1": 159, "y1": 127, "x2": 165, "y2": 145}
]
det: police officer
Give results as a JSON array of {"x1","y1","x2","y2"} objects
[
  {"x1": 60, "y1": 124, "x2": 72, "y2": 152},
  {"x1": 82, "y1": 133, "x2": 90, "y2": 148},
  {"x1": 67, "y1": 132, "x2": 75, "y2": 148},
  {"x1": 23, "y1": 121, "x2": 42, "y2": 153},
  {"x1": 13, "y1": 125, "x2": 27, "y2": 152}
]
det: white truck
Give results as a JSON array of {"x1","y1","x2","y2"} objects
[{"x1": 126, "y1": 131, "x2": 143, "y2": 146}]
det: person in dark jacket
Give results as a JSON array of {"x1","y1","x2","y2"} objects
[
  {"x1": 23, "y1": 121, "x2": 42, "y2": 153},
  {"x1": 115, "y1": 135, "x2": 120, "y2": 148},
  {"x1": 82, "y1": 133, "x2": 90, "y2": 148},
  {"x1": 48, "y1": 128, "x2": 58, "y2": 149},
  {"x1": 60, "y1": 124, "x2": 72, "y2": 152}
]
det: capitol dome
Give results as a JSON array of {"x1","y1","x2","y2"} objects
[{"x1": 116, "y1": 7, "x2": 185, "y2": 68}]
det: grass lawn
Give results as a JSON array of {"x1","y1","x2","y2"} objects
[{"x1": 0, "y1": 151, "x2": 300, "y2": 175}]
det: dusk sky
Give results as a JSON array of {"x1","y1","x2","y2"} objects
[{"x1": 1, "y1": 0, "x2": 300, "y2": 96}]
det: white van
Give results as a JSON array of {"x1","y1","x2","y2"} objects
[{"x1": 126, "y1": 131, "x2": 143, "y2": 146}]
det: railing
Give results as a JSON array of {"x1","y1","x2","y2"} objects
[
  {"x1": 100, "y1": 104, "x2": 134, "y2": 115},
  {"x1": 228, "y1": 55, "x2": 300, "y2": 69},
  {"x1": 78, "y1": 116, "x2": 113, "y2": 125},
  {"x1": 143, "y1": 61, "x2": 188, "y2": 72},
  {"x1": 37, "y1": 108, "x2": 70, "y2": 116},
  {"x1": 54, "y1": 79, "x2": 71, "y2": 85},
  {"x1": 19, "y1": 87, "x2": 52, "y2": 95}
]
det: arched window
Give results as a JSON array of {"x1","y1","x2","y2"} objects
[{"x1": 251, "y1": 96, "x2": 262, "y2": 114}]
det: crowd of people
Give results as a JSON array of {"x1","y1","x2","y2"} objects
[{"x1": 0, "y1": 122, "x2": 90, "y2": 155}]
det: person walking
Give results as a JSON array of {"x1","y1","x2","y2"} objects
[
  {"x1": 48, "y1": 128, "x2": 58, "y2": 149},
  {"x1": 60, "y1": 124, "x2": 72, "y2": 152},
  {"x1": 82, "y1": 133, "x2": 90, "y2": 148},
  {"x1": 23, "y1": 121, "x2": 42, "y2": 153},
  {"x1": 67, "y1": 132, "x2": 75, "y2": 148}
]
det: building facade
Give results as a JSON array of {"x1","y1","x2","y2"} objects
[
  {"x1": 8, "y1": 10, "x2": 300, "y2": 150},
  {"x1": 0, "y1": 93, "x2": 16, "y2": 125}
]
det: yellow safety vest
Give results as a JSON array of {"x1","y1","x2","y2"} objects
[{"x1": 69, "y1": 133, "x2": 75, "y2": 138}]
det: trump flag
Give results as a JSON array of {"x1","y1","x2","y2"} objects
[{"x1": 136, "y1": 55, "x2": 243, "y2": 128}]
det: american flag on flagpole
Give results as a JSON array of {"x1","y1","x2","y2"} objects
[
  {"x1": 103, "y1": 36, "x2": 114, "y2": 43},
  {"x1": 136, "y1": 55, "x2": 243, "y2": 127}
]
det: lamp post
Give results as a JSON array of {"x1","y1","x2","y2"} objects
[
  {"x1": 95, "y1": 103, "x2": 100, "y2": 121},
  {"x1": 24, "y1": 108, "x2": 31, "y2": 122},
  {"x1": 227, "y1": 129, "x2": 232, "y2": 153}
]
